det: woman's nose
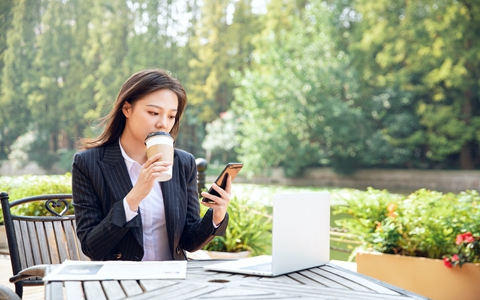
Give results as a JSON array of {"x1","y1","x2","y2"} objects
[{"x1": 155, "y1": 117, "x2": 167, "y2": 131}]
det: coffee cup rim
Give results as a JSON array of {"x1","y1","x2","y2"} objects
[{"x1": 144, "y1": 131, "x2": 173, "y2": 145}]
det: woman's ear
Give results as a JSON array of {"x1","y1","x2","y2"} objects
[{"x1": 122, "y1": 102, "x2": 132, "y2": 118}]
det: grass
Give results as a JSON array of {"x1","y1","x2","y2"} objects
[
  {"x1": 204, "y1": 163, "x2": 227, "y2": 176},
  {"x1": 231, "y1": 183, "x2": 356, "y2": 206}
]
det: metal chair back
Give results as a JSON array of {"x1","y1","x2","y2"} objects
[{"x1": 0, "y1": 192, "x2": 89, "y2": 298}]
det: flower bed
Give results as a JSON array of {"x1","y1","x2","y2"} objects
[
  {"x1": 334, "y1": 188, "x2": 480, "y2": 261},
  {"x1": 334, "y1": 188, "x2": 480, "y2": 299}
]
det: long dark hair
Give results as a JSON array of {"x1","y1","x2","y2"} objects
[{"x1": 79, "y1": 69, "x2": 187, "y2": 149}]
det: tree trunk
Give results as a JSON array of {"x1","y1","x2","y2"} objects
[
  {"x1": 50, "y1": 132, "x2": 58, "y2": 152},
  {"x1": 460, "y1": 142, "x2": 474, "y2": 169},
  {"x1": 459, "y1": 89, "x2": 474, "y2": 169}
]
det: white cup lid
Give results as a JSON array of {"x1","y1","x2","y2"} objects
[{"x1": 144, "y1": 131, "x2": 173, "y2": 145}]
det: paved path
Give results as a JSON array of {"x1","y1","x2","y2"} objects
[{"x1": 0, "y1": 254, "x2": 44, "y2": 300}]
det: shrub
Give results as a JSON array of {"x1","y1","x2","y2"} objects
[
  {"x1": 443, "y1": 232, "x2": 480, "y2": 268},
  {"x1": 201, "y1": 195, "x2": 272, "y2": 256},
  {"x1": 0, "y1": 174, "x2": 73, "y2": 224},
  {"x1": 334, "y1": 188, "x2": 480, "y2": 261}
]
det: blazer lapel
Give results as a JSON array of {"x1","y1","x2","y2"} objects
[
  {"x1": 161, "y1": 152, "x2": 181, "y2": 251},
  {"x1": 98, "y1": 142, "x2": 143, "y2": 246},
  {"x1": 98, "y1": 142, "x2": 133, "y2": 201}
]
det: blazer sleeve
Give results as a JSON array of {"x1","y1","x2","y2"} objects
[
  {"x1": 177, "y1": 152, "x2": 229, "y2": 252},
  {"x1": 72, "y1": 151, "x2": 143, "y2": 261}
]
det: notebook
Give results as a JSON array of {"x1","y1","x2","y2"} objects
[{"x1": 203, "y1": 191, "x2": 330, "y2": 276}]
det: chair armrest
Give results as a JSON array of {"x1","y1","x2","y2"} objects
[{"x1": 9, "y1": 264, "x2": 50, "y2": 284}]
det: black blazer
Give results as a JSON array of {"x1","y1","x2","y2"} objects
[{"x1": 72, "y1": 141, "x2": 228, "y2": 261}]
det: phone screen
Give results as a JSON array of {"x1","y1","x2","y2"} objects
[{"x1": 201, "y1": 163, "x2": 243, "y2": 203}]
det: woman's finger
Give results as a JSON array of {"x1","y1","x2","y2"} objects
[
  {"x1": 148, "y1": 152, "x2": 163, "y2": 162},
  {"x1": 224, "y1": 174, "x2": 232, "y2": 194}
]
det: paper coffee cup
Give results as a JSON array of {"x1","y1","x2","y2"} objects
[{"x1": 145, "y1": 132, "x2": 174, "y2": 181}]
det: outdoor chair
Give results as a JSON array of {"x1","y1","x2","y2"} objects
[{"x1": 0, "y1": 192, "x2": 89, "y2": 299}]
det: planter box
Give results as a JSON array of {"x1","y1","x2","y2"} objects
[{"x1": 357, "y1": 251, "x2": 480, "y2": 300}]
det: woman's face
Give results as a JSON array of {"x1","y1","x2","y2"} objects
[{"x1": 122, "y1": 89, "x2": 179, "y2": 145}]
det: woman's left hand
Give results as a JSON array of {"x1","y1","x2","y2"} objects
[{"x1": 201, "y1": 174, "x2": 232, "y2": 225}]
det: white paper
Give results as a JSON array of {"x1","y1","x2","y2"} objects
[{"x1": 43, "y1": 260, "x2": 187, "y2": 282}]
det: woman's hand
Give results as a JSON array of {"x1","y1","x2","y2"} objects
[
  {"x1": 125, "y1": 153, "x2": 172, "y2": 211},
  {"x1": 201, "y1": 174, "x2": 232, "y2": 225}
]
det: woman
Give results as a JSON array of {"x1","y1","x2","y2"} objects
[{"x1": 72, "y1": 69, "x2": 230, "y2": 261}]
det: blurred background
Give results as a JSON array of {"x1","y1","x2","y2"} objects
[{"x1": 0, "y1": 0, "x2": 479, "y2": 185}]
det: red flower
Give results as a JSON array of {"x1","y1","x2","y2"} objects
[
  {"x1": 456, "y1": 234, "x2": 464, "y2": 245},
  {"x1": 456, "y1": 232, "x2": 473, "y2": 245},
  {"x1": 443, "y1": 257, "x2": 453, "y2": 268},
  {"x1": 464, "y1": 235, "x2": 475, "y2": 244},
  {"x1": 445, "y1": 232, "x2": 480, "y2": 268}
]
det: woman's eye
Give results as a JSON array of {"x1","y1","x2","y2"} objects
[
  {"x1": 170, "y1": 115, "x2": 177, "y2": 119},
  {"x1": 149, "y1": 112, "x2": 159, "y2": 116}
]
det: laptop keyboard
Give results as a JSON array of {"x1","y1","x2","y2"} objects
[{"x1": 240, "y1": 262, "x2": 272, "y2": 272}]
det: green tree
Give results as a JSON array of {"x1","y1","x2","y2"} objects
[
  {"x1": 202, "y1": 111, "x2": 239, "y2": 163},
  {"x1": 233, "y1": 0, "x2": 367, "y2": 176},
  {"x1": 61, "y1": 0, "x2": 98, "y2": 148},
  {"x1": 187, "y1": 0, "x2": 260, "y2": 123},
  {"x1": 0, "y1": 0, "x2": 15, "y2": 157},
  {"x1": 28, "y1": 0, "x2": 76, "y2": 154},
  {"x1": 0, "y1": 0, "x2": 40, "y2": 156},
  {"x1": 26, "y1": 0, "x2": 104, "y2": 168},
  {"x1": 124, "y1": 0, "x2": 201, "y2": 154},
  {"x1": 82, "y1": 0, "x2": 132, "y2": 125},
  {"x1": 349, "y1": 0, "x2": 480, "y2": 169}
]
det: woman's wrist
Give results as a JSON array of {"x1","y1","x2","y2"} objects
[{"x1": 125, "y1": 193, "x2": 141, "y2": 212}]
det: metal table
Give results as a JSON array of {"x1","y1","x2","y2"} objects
[{"x1": 45, "y1": 260, "x2": 428, "y2": 299}]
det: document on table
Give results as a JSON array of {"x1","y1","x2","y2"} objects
[{"x1": 43, "y1": 260, "x2": 187, "y2": 281}]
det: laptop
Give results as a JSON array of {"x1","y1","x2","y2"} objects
[{"x1": 203, "y1": 191, "x2": 330, "y2": 276}]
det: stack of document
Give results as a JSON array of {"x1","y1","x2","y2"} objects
[{"x1": 43, "y1": 260, "x2": 187, "y2": 281}]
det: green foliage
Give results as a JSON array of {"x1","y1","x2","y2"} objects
[
  {"x1": 201, "y1": 195, "x2": 272, "y2": 256},
  {"x1": 187, "y1": 0, "x2": 260, "y2": 123},
  {"x1": 0, "y1": 1, "x2": 14, "y2": 143},
  {"x1": 1, "y1": 0, "x2": 480, "y2": 175},
  {"x1": 7, "y1": 130, "x2": 59, "y2": 170},
  {"x1": 334, "y1": 188, "x2": 480, "y2": 261},
  {"x1": 361, "y1": 89, "x2": 422, "y2": 168},
  {"x1": 202, "y1": 111, "x2": 240, "y2": 164},
  {"x1": 58, "y1": 149, "x2": 76, "y2": 172},
  {"x1": 0, "y1": 0, "x2": 37, "y2": 153},
  {"x1": 233, "y1": 1, "x2": 371, "y2": 176},
  {"x1": 444, "y1": 232, "x2": 480, "y2": 268},
  {"x1": 28, "y1": 131, "x2": 60, "y2": 170},
  {"x1": 420, "y1": 103, "x2": 475, "y2": 162},
  {"x1": 349, "y1": 0, "x2": 480, "y2": 169},
  {"x1": 7, "y1": 130, "x2": 36, "y2": 169},
  {"x1": 0, "y1": 174, "x2": 73, "y2": 224}
]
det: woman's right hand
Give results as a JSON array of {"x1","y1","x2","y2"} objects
[{"x1": 125, "y1": 153, "x2": 172, "y2": 211}]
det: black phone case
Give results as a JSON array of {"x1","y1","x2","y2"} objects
[{"x1": 202, "y1": 163, "x2": 243, "y2": 203}]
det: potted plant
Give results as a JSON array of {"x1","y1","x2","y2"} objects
[
  {"x1": 201, "y1": 195, "x2": 272, "y2": 259},
  {"x1": 334, "y1": 188, "x2": 480, "y2": 300}
]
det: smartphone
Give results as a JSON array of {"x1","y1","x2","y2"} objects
[{"x1": 201, "y1": 162, "x2": 243, "y2": 203}]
